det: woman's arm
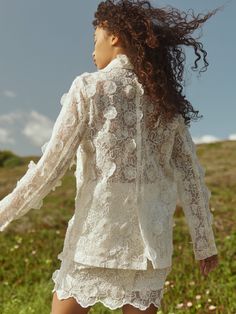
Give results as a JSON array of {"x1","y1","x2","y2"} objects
[
  {"x1": 171, "y1": 116, "x2": 218, "y2": 260},
  {"x1": 0, "y1": 76, "x2": 88, "y2": 232}
]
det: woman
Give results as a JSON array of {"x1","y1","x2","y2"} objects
[{"x1": 0, "y1": 1, "x2": 222, "y2": 313}]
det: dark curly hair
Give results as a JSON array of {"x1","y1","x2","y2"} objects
[{"x1": 92, "y1": 0, "x2": 225, "y2": 127}]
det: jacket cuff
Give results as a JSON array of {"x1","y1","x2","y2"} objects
[{"x1": 194, "y1": 242, "x2": 218, "y2": 260}]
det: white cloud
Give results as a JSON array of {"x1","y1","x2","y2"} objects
[
  {"x1": 0, "y1": 111, "x2": 23, "y2": 124},
  {"x1": 193, "y1": 135, "x2": 222, "y2": 144},
  {"x1": 0, "y1": 110, "x2": 54, "y2": 149},
  {"x1": 228, "y1": 134, "x2": 236, "y2": 141},
  {"x1": 0, "y1": 110, "x2": 236, "y2": 152},
  {"x1": 22, "y1": 110, "x2": 53, "y2": 146},
  {"x1": 0, "y1": 127, "x2": 15, "y2": 144},
  {"x1": 193, "y1": 134, "x2": 236, "y2": 144},
  {"x1": 2, "y1": 90, "x2": 17, "y2": 98}
]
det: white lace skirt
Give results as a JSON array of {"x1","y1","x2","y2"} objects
[{"x1": 51, "y1": 257, "x2": 172, "y2": 311}]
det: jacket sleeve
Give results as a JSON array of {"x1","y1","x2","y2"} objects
[
  {"x1": 171, "y1": 116, "x2": 218, "y2": 260},
  {"x1": 0, "y1": 75, "x2": 88, "y2": 232}
]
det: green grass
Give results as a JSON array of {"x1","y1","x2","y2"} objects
[{"x1": 0, "y1": 141, "x2": 236, "y2": 313}]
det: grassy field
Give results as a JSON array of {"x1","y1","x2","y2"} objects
[{"x1": 0, "y1": 141, "x2": 235, "y2": 314}]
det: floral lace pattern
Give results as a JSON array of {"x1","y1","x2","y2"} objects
[
  {"x1": 51, "y1": 259, "x2": 171, "y2": 311},
  {"x1": 0, "y1": 53, "x2": 217, "y2": 272},
  {"x1": 0, "y1": 76, "x2": 88, "y2": 231},
  {"x1": 170, "y1": 118, "x2": 217, "y2": 260}
]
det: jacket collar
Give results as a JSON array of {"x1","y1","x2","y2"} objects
[{"x1": 99, "y1": 53, "x2": 134, "y2": 72}]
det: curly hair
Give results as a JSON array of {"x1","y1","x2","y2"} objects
[{"x1": 92, "y1": 0, "x2": 225, "y2": 127}]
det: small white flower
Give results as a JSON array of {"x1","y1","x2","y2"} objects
[
  {"x1": 176, "y1": 303, "x2": 184, "y2": 309},
  {"x1": 209, "y1": 305, "x2": 217, "y2": 310},
  {"x1": 187, "y1": 301, "x2": 193, "y2": 307},
  {"x1": 196, "y1": 295, "x2": 201, "y2": 300}
]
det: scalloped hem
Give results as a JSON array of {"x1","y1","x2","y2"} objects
[
  {"x1": 51, "y1": 288, "x2": 163, "y2": 311},
  {"x1": 50, "y1": 258, "x2": 170, "y2": 311}
]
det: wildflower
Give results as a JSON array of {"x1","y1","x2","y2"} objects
[
  {"x1": 164, "y1": 280, "x2": 170, "y2": 286},
  {"x1": 196, "y1": 295, "x2": 201, "y2": 300},
  {"x1": 209, "y1": 305, "x2": 217, "y2": 311},
  {"x1": 208, "y1": 298, "x2": 212, "y2": 303},
  {"x1": 187, "y1": 301, "x2": 193, "y2": 307},
  {"x1": 31, "y1": 250, "x2": 37, "y2": 255},
  {"x1": 15, "y1": 236, "x2": 22, "y2": 243},
  {"x1": 45, "y1": 259, "x2": 52, "y2": 265},
  {"x1": 176, "y1": 303, "x2": 184, "y2": 309}
]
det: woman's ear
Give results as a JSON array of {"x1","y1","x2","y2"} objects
[{"x1": 111, "y1": 34, "x2": 119, "y2": 46}]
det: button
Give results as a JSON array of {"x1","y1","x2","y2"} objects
[
  {"x1": 126, "y1": 138, "x2": 136, "y2": 153},
  {"x1": 138, "y1": 111, "x2": 143, "y2": 120}
]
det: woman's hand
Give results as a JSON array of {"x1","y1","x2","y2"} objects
[{"x1": 199, "y1": 254, "x2": 219, "y2": 276}]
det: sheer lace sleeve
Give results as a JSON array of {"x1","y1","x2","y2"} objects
[
  {"x1": 0, "y1": 76, "x2": 88, "y2": 232},
  {"x1": 171, "y1": 116, "x2": 218, "y2": 260}
]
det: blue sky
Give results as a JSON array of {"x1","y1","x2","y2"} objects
[{"x1": 0, "y1": 0, "x2": 235, "y2": 157}]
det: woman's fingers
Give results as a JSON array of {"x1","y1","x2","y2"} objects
[{"x1": 199, "y1": 255, "x2": 219, "y2": 276}]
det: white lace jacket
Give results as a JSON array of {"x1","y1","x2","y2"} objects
[{"x1": 0, "y1": 53, "x2": 218, "y2": 269}]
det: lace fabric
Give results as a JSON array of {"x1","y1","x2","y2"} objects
[
  {"x1": 0, "y1": 76, "x2": 88, "y2": 231},
  {"x1": 51, "y1": 259, "x2": 171, "y2": 311},
  {"x1": 170, "y1": 117, "x2": 217, "y2": 260},
  {"x1": 0, "y1": 53, "x2": 218, "y2": 271}
]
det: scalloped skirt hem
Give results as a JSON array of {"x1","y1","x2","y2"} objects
[
  {"x1": 51, "y1": 259, "x2": 172, "y2": 311},
  {"x1": 51, "y1": 288, "x2": 164, "y2": 311}
]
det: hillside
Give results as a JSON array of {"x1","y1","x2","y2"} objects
[{"x1": 0, "y1": 141, "x2": 235, "y2": 313}]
